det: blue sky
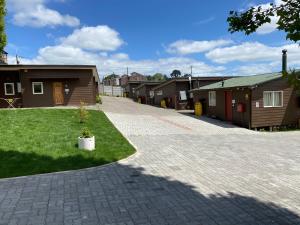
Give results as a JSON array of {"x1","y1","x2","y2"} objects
[{"x1": 5, "y1": 0, "x2": 300, "y2": 78}]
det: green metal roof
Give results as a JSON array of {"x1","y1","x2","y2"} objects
[{"x1": 196, "y1": 72, "x2": 282, "y2": 91}]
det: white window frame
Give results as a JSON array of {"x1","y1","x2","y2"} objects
[
  {"x1": 263, "y1": 91, "x2": 283, "y2": 108},
  {"x1": 209, "y1": 91, "x2": 216, "y2": 107},
  {"x1": 32, "y1": 82, "x2": 44, "y2": 95},
  {"x1": 4, "y1": 83, "x2": 15, "y2": 96}
]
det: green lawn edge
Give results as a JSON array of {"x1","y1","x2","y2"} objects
[{"x1": 0, "y1": 109, "x2": 136, "y2": 179}]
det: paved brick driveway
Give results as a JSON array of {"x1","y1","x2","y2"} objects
[{"x1": 1, "y1": 97, "x2": 300, "y2": 225}]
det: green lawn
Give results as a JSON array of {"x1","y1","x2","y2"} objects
[{"x1": 0, "y1": 109, "x2": 135, "y2": 178}]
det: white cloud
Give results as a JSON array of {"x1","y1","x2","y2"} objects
[
  {"x1": 7, "y1": 0, "x2": 80, "y2": 27},
  {"x1": 256, "y1": 16, "x2": 278, "y2": 34},
  {"x1": 14, "y1": 44, "x2": 225, "y2": 77},
  {"x1": 61, "y1": 26, "x2": 124, "y2": 51},
  {"x1": 251, "y1": 0, "x2": 286, "y2": 35},
  {"x1": 206, "y1": 42, "x2": 300, "y2": 66},
  {"x1": 234, "y1": 63, "x2": 274, "y2": 75},
  {"x1": 166, "y1": 39, "x2": 233, "y2": 55}
]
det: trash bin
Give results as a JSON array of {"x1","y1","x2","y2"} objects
[{"x1": 194, "y1": 102, "x2": 203, "y2": 116}]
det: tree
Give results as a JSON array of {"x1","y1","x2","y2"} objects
[
  {"x1": 170, "y1": 70, "x2": 182, "y2": 78},
  {"x1": 227, "y1": 0, "x2": 300, "y2": 42},
  {"x1": 0, "y1": 0, "x2": 6, "y2": 51},
  {"x1": 152, "y1": 73, "x2": 167, "y2": 81},
  {"x1": 104, "y1": 73, "x2": 119, "y2": 80}
]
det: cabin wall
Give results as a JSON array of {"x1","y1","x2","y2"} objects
[
  {"x1": 251, "y1": 79, "x2": 300, "y2": 128},
  {"x1": 154, "y1": 82, "x2": 176, "y2": 107},
  {"x1": 193, "y1": 89, "x2": 251, "y2": 128},
  {"x1": 20, "y1": 69, "x2": 95, "y2": 107},
  {"x1": 0, "y1": 71, "x2": 22, "y2": 108}
]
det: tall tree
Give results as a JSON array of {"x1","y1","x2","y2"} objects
[
  {"x1": 227, "y1": 0, "x2": 300, "y2": 42},
  {"x1": 0, "y1": 0, "x2": 6, "y2": 51},
  {"x1": 170, "y1": 70, "x2": 182, "y2": 78},
  {"x1": 151, "y1": 73, "x2": 167, "y2": 81}
]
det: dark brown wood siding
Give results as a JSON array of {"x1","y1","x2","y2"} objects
[
  {"x1": 193, "y1": 89, "x2": 251, "y2": 128},
  {"x1": 251, "y1": 79, "x2": 300, "y2": 128},
  {"x1": 127, "y1": 83, "x2": 141, "y2": 99},
  {"x1": 153, "y1": 82, "x2": 176, "y2": 107},
  {"x1": 20, "y1": 69, "x2": 96, "y2": 107},
  {"x1": 0, "y1": 71, "x2": 22, "y2": 108}
]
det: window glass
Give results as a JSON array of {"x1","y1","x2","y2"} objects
[
  {"x1": 32, "y1": 82, "x2": 43, "y2": 94},
  {"x1": 274, "y1": 92, "x2": 282, "y2": 107},
  {"x1": 209, "y1": 91, "x2": 216, "y2": 106},
  {"x1": 4, "y1": 83, "x2": 15, "y2": 95},
  {"x1": 180, "y1": 91, "x2": 187, "y2": 100},
  {"x1": 263, "y1": 91, "x2": 283, "y2": 107},
  {"x1": 263, "y1": 92, "x2": 273, "y2": 107}
]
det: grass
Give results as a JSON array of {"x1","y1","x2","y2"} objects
[{"x1": 0, "y1": 109, "x2": 135, "y2": 178}]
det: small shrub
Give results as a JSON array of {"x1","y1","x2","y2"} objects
[
  {"x1": 96, "y1": 94, "x2": 102, "y2": 104},
  {"x1": 79, "y1": 101, "x2": 89, "y2": 123},
  {"x1": 81, "y1": 127, "x2": 93, "y2": 138}
]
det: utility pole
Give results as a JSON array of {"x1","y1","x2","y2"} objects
[
  {"x1": 190, "y1": 65, "x2": 193, "y2": 77},
  {"x1": 126, "y1": 67, "x2": 129, "y2": 76}
]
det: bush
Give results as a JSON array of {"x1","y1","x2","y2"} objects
[
  {"x1": 96, "y1": 94, "x2": 102, "y2": 104},
  {"x1": 81, "y1": 127, "x2": 93, "y2": 138},
  {"x1": 79, "y1": 101, "x2": 89, "y2": 123}
]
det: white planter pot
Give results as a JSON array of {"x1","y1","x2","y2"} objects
[{"x1": 78, "y1": 136, "x2": 95, "y2": 151}]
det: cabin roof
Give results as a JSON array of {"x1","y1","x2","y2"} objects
[{"x1": 192, "y1": 72, "x2": 283, "y2": 91}]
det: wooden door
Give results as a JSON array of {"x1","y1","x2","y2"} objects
[
  {"x1": 53, "y1": 82, "x2": 64, "y2": 105},
  {"x1": 225, "y1": 91, "x2": 233, "y2": 122}
]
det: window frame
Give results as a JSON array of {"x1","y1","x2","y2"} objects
[
  {"x1": 208, "y1": 91, "x2": 216, "y2": 107},
  {"x1": 32, "y1": 82, "x2": 44, "y2": 95},
  {"x1": 4, "y1": 83, "x2": 15, "y2": 96},
  {"x1": 263, "y1": 91, "x2": 283, "y2": 108}
]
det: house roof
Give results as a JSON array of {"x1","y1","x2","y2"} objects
[
  {"x1": 192, "y1": 72, "x2": 283, "y2": 91},
  {"x1": 0, "y1": 64, "x2": 100, "y2": 82},
  {"x1": 152, "y1": 77, "x2": 227, "y2": 91},
  {"x1": 135, "y1": 81, "x2": 163, "y2": 90}
]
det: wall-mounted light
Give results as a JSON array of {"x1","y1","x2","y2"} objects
[{"x1": 64, "y1": 83, "x2": 70, "y2": 95}]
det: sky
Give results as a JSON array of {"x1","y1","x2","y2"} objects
[{"x1": 4, "y1": 0, "x2": 300, "y2": 79}]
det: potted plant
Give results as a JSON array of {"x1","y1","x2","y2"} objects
[{"x1": 78, "y1": 127, "x2": 95, "y2": 151}]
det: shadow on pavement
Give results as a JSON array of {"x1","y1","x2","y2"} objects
[{"x1": 0, "y1": 152, "x2": 299, "y2": 225}]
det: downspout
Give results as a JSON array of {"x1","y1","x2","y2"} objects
[{"x1": 249, "y1": 88, "x2": 252, "y2": 129}]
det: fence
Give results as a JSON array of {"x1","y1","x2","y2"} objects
[{"x1": 99, "y1": 85, "x2": 124, "y2": 97}]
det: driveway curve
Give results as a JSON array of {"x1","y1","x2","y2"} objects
[{"x1": 0, "y1": 96, "x2": 300, "y2": 225}]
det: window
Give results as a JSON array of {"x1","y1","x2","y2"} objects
[
  {"x1": 263, "y1": 91, "x2": 283, "y2": 107},
  {"x1": 156, "y1": 90, "x2": 163, "y2": 96},
  {"x1": 4, "y1": 83, "x2": 15, "y2": 95},
  {"x1": 209, "y1": 91, "x2": 216, "y2": 106},
  {"x1": 179, "y1": 91, "x2": 187, "y2": 100},
  {"x1": 32, "y1": 82, "x2": 44, "y2": 95}
]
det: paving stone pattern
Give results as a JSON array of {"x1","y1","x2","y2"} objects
[{"x1": 0, "y1": 96, "x2": 300, "y2": 225}]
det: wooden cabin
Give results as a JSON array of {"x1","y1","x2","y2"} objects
[
  {"x1": 0, "y1": 65, "x2": 99, "y2": 108},
  {"x1": 191, "y1": 72, "x2": 300, "y2": 129}
]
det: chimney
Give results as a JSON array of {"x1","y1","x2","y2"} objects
[{"x1": 282, "y1": 49, "x2": 287, "y2": 73}]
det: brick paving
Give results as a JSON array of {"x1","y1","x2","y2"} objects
[{"x1": 0, "y1": 96, "x2": 300, "y2": 225}]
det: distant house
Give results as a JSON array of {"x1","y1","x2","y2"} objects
[
  {"x1": 123, "y1": 81, "x2": 145, "y2": 98},
  {"x1": 121, "y1": 72, "x2": 147, "y2": 98},
  {"x1": 191, "y1": 72, "x2": 300, "y2": 129},
  {"x1": 0, "y1": 64, "x2": 99, "y2": 108},
  {"x1": 151, "y1": 77, "x2": 227, "y2": 110},
  {"x1": 134, "y1": 81, "x2": 163, "y2": 104},
  {"x1": 103, "y1": 74, "x2": 120, "y2": 86},
  {"x1": 0, "y1": 50, "x2": 8, "y2": 65},
  {"x1": 130, "y1": 72, "x2": 147, "y2": 82},
  {"x1": 120, "y1": 75, "x2": 129, "y2": 86}
]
